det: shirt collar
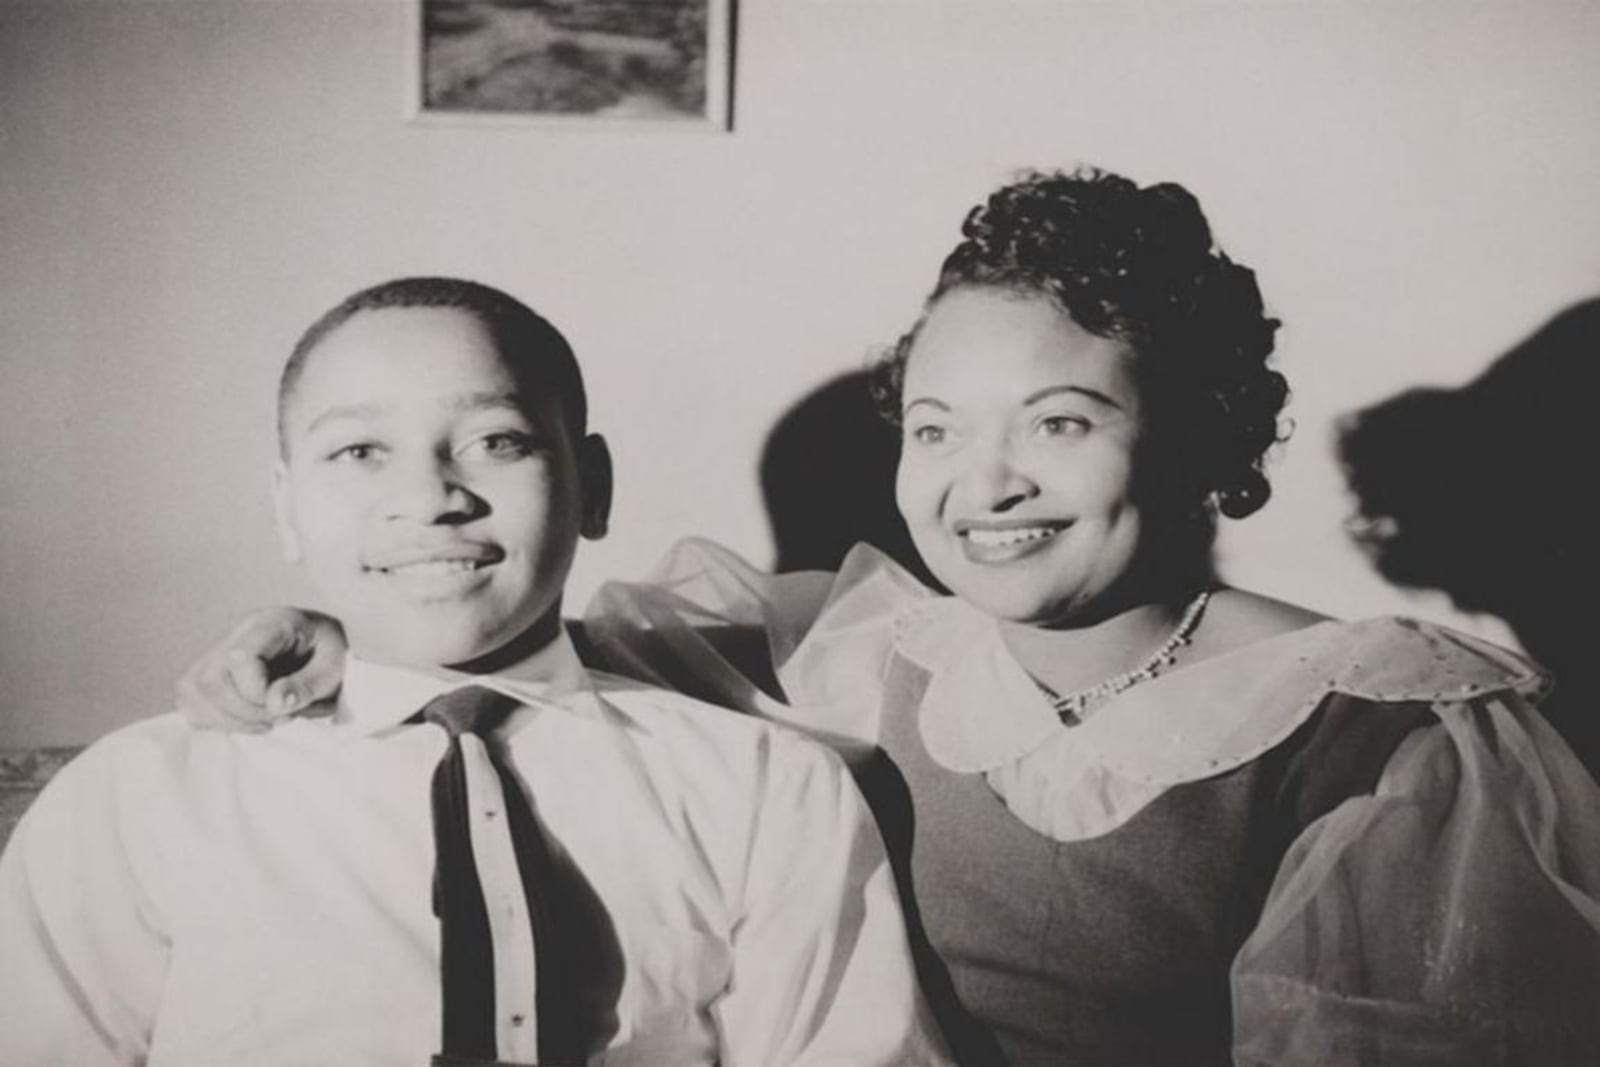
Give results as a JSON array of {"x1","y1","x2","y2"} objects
[{"x1": 335, "y1": 626, "x2": 602, "y2": 737}]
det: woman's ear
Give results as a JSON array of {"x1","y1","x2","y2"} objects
[
  {"x1": 271, "y1": 461, "x2": 303, "y2": 564},
  {"x1": 577, "y1": 433, "x2": 613, "y2": 541}
]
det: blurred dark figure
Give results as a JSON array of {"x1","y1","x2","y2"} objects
[
  {"x1": 760, "y1": 370, "x2": 936, "y2": 585},
  {"x1": 1339, "y1": 298, "x2": 1600, "y2": 776}
]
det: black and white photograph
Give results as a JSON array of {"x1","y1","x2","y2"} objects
[
  {"x1": 417, "y1": 0, "x2": 730, "y2": 127},
  {"x1": 3, "y1": 1, "x2": 1599, "y2": 1064}
]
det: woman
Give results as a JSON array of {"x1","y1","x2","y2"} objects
[{"x1": 183, "y1": 168, "x2": 1600, "y2": 1065}]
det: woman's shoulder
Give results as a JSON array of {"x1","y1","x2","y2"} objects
[
  {"x1": 1190, "y1": 587, "x2": 1328, "y2": 659},
  {"x1": 1078, "y1": 608, "x2": 1544, "y2": 786},
  {"x1": 1189, "y1": 588, "x2": 1540, "y2": 700}
]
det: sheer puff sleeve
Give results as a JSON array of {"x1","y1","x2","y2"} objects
[
  {"x1": 581, "y1": 538, "x2": 928, "y2": 765},
  {"x1": 1232, "y1": 686, "x2": 1600, "y2": 1065}
]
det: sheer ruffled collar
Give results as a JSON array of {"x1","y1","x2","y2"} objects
[{"x1": 892, "y1": 595, "x2": 1548, "y2": 840}]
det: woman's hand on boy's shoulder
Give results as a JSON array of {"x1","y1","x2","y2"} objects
[{"x1": 176, "y1": 607, "x2": 347, "y2": 731}]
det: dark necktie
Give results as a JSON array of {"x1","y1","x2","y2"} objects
[{"x1": 422, "y1": 685, "x2": 582, "y2": 1066}]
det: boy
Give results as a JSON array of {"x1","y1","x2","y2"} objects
[{"x1": 0, "y1": 278, "x2": 945, "y2": 1066}]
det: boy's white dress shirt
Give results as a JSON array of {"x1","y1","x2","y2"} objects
[{"x1": 0, "y1": 629, "x2": 946, "y2": 1066}]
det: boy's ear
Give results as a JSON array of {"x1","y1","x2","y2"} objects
[
  {"x1": 577, "y1": 433, "x2": 613, "y2": 541},
  {"x1": 271, "y1": 460, "x2": 303, "y2": 564}
]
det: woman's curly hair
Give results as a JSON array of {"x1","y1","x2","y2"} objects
[{"x1": 873, "y1": 167, "x2": 1288, "y2": 524}]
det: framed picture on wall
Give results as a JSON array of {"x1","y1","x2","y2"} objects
[{"x1": 412, "y1": 0, "x2": 732, "y2": 130}]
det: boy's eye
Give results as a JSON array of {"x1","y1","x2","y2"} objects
[
  {"x1": 328, "y1": 442, "x2": 384, "y2": 464},
  {"x1": 1036, "y1": 414, "x2": 1090, "y2": 438},
  {"x1": 460, "y1": 431, "x2": 538, "y2": 462},
  {"x1": 909, "y1": 424, "x2": 949, "y2": 446}
]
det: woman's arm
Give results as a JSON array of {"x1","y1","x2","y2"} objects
[
  {"x1": 1232, "y1": 693, "x2": 1600, "y2": 1065},
  {"x1": 175, "y1": 607, "x2": 346, "y2": 729}
]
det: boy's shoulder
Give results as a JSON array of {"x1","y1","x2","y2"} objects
[
  {"x1": 38, "y1": 711, "x2": 191, "y2": 772},
  {"x1": 579, "y1": 673, "x2": 868, "y2": 860},
  {"x1": 1, "y1": 712, "x2": 210, "y2": 861},
  {"x1": 18, "y1": 712, "x2": 210, "y2": 804},
  {"x1": 14, "y1": 706, "x2": 306, "y2": 823},
  {"x1": 585, "y1": 669, "x2": 849, "y2": 776}
]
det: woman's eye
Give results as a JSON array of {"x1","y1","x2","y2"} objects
[
  {"x1": 1037, "y1": 414, "x2": 1090, "y2": 438},
  {"x1": 909, "y1": 424, "x2": 948, "y2": 446}
]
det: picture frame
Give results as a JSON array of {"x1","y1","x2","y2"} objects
[{"x1": 411, "y1": 0, "x2": 733, "y2": 131}]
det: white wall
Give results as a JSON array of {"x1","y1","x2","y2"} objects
[{"x1": 3, "y1": 0, "x2": 1598, "y2": 746}]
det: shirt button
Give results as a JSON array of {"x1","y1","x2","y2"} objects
[
  {"x1": 511, "y1": 1014, "x2": 526, "y2": 1027},
  {"x1": 484, "y1": 809, "x2": 498, "y2": 820}
]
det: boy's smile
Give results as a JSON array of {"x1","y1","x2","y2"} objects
[
  {"x1": 273, "y1": 305, "x2": 606, "y2": 670},
  {"x1": 365, "y1": 539, "x2": 502, "y2": 595}
]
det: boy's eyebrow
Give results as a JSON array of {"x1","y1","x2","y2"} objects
[
  {"x1": 302, "y1": 391, "x2": 536, "y2": 435},
  {"x1": 305, "y1": 401, "x2": 390, "y2": 436},
  {"x1": 902, "y1": 397, "x2": 951, "y2": 416},
  {"x1": 444, "y1": 389, "x2": 531, "y2": 415}
]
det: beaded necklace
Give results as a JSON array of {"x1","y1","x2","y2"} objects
[{"x1": 1035, "y1": 589, "x2": 1213, "y2": 726}]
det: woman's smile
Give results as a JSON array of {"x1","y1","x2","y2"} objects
[{"x1": 955, "y1": 519, "x2": 1073, "y2": 562}]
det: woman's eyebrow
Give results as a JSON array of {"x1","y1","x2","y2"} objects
[
  {"x1": 1023, "y1": 384, "x2": 1123, "y2": 411},
  {"x1": 902, "y1": 397, "x2": 951, "y2": 416}
]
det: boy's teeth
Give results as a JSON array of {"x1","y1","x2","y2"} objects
[
  {"x1": 964, "y1": 526, "x2": 1058, "y2": 548},
  {"x1": 385, "y1": 559, "x2": 481, "y2": 575}
]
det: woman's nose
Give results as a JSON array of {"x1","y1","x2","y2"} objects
[{"x1": 959, "y1": 438, "x2": 1038, "y2": 511}]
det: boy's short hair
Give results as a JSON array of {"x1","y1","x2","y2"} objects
[{"x1": 278, "y1": 277, "x2": 587, "y2": 451}]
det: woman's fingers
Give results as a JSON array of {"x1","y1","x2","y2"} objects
[
  {"x1": 263, "y1": 613, "x2": 346, "y2": 716},
  {"x1": 177, "y1": 642, "x2": 274, "y2": 732},
  {"x1": 176, "y1": 608, "x2": 337, "y2": 730}
]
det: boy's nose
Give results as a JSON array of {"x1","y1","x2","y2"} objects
[{"x1": 384, "y1": 457, "x2": 483, "y2": 523}]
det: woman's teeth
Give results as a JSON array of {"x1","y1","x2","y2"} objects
[{"x1": 962, "y1": 526, "x2": 1061, "y2": 548}]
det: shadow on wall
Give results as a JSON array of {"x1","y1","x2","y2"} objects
[
  {"x1": 759, "y1": 370, "x2": 936, "y2": 586},
  {"x1": 1339, "y1": 297, "x2": 1600, "y2": 776}
]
